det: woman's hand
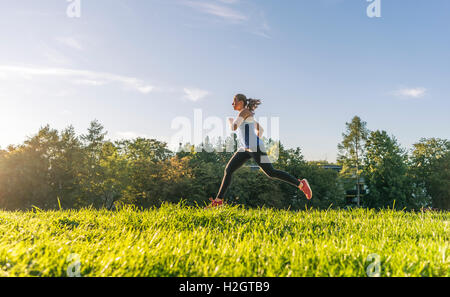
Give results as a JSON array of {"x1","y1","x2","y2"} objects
[{"x1": 228, "y1": 118, "x2": 236, "y2": 131}]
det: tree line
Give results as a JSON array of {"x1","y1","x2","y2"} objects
[
  {"x1": 338, "y1": 116, "x2": 449, "y2": 210},
  {"x1": 0, "y1": 118, "x2": 448, "y2": 211}
]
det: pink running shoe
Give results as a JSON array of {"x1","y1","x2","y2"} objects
[
  {"x1": 205, "y1": 198, "x2": 224, "y2": 209},
  {"x1": 298, "y1": 179, "x2": 313, "y2": 200}
]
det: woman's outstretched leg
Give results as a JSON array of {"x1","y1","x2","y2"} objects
[
  {"x1": 215, "y1": 150, "x2": 252, "y2": 200},
  {"x1": 251, "y1": 150, "x2": 313, "y2": 199},
  {"x1": 252, "y1": 152, "x2": 300, "y2": 187}
]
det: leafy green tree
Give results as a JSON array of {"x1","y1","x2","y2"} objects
[
  {"x1": 410, "y1": 138, "x2": 450, "y2": 210},
  {"x1": 158, "y1": 155, "x2": 197, "y2": 205},
  {"x1": 363, "y1": 130, "x2": 412, "y2": 209},
  {"x1": 78, "y1": 120, "x2": 109, "y2": 207},
  {"x1": 0, "y1": 126, "x2": 59, "y2": 209},
  {"x1": 427, "y1": 151, "x2": 450, "y2": 210},
  {"x1": 119, "y1": 138, "x2": 172, "y2": 162},
  {"x1": 48, "y1": 125, "x2": 85, "y2": 208},
  {"x1": 117, "y1": 138, "x2": 172, "y2": 207},
  {"x1": 337, "y1": 116, "x2": 370, "y2": 206},
  {"x1": 96, "y1": 141, "x2": 129, "y2": 209}
]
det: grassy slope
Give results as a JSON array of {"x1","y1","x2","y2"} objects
[{"x1": 0, "y1": 204, "x2": 448, "y2": 277}]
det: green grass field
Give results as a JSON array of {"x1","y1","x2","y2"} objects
[{"x1": 0, "y1": 203, "x2": 448, "y2": 277}]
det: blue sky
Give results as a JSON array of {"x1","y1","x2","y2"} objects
[{"x1": 0, "y1": 0, "x2": 449, "y2": 161}]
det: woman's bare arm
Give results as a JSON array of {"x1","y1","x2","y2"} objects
[
  {"x1": 255, "y1": 121, "x2": 264, "y2": 137},
  {"x1": 229, "y1": 109, "x2": 253, "y2": 131}
]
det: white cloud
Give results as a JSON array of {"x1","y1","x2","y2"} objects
[
  {"x1": 183, "y1": 0, "x2": 247, "y2": 23},
  {"x1": 183, "y1": 87, "x2": 210, "y2": 102},
  {"x1": 0, "y1": 65, "x2": 154, "y2": 94},
  {"x1": 393, "y1": 87, "x2": 427, "y2": 99},
  {"x1": 182, "y1": 0, "x2": 270, "y2": 38},
  {"x1": 248, "y1": 10, "x2": 271, "y2": 39},
  {"x1": 73, "y1": 79, "x2": 107, "y2": 86},
  {"x1": 137, "y1": 86, "x2": 153, "y2": 94},
  {"x1": 57, "y1": 37, "x2": 83, "y2": 51}
]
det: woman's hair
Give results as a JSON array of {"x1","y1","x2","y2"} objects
[{"x1": 235, "y1": 94, "x2": 262, "y2": 112}]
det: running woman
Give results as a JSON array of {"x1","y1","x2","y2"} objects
[{"x1": 207, "y1": 94, "x2": 312, "y2": 208}]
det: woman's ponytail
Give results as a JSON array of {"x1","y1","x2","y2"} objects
[{"x1": 246, "y1": 98, "x2": 262, "y2": 112}]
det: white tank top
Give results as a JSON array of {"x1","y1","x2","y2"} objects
[{"x1": 237, "y1": 117, "x2": 265, "y2": 152}]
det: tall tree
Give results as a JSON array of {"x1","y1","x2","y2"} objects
[
  {"x1": 363, "y1": 130, "x2": 412, "y2": 209},
  {"x1": 50, "y1": 125, "x2": 85, "y2": 208},
  {"x1": 81, "y1": 120, "x2": 107, "y2": 157},
  {"x1": 337, "y1": 116, "x2": 370, "y2": 206},
  {"x1": 428, "y1": 151, "x2": 450, "y2": 210},
  {"x1": 78, "y1": 120, "x2": 108, "y2": 207},
  {"x1": 410, "y1": 138, "x2": 450, "y2": 210}
]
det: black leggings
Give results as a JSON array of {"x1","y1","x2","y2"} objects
[{"x1": 216, "y1": 148, "x2": 301, "y2": 199}]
